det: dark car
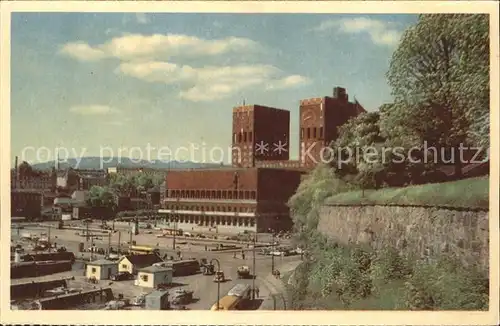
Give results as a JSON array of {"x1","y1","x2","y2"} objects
[{"x1": 110, "y1": 271, "x2": 134, "y2": 281}]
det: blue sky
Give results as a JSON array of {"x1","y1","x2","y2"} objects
[{"x1": 11, "y1": 13, "x2": 418, "y2": 164}]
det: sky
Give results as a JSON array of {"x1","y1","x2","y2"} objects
[{"x1": 11, "y1": 13, "x2": 418, "y2": 164}]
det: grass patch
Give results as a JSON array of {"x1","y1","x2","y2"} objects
[
  {"x1": 325, "y1": 176, "x2": 489, "y2": 209},
  {"x1": 286, "y1": 242, "x2": 488, "y2": 310}
]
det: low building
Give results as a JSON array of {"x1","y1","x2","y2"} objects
[
  {"x1": 136, "y1": 266, "x2": 173, "y2": 288},
  {"x1": 11, "y1": 189, "x2": 43, "y2": 220},
  {"x1": 85, "y1": 259, "x2": 118, "y2": 280},
  {"x1": 145, "y1": 290, "x2": 170, "y2": 310},
  {"x1": 159, "y1": 167, "x2": 303, "y2": 233},
  {"x1": 118, "y1": 254, "x2": 163, "y2": 274}
]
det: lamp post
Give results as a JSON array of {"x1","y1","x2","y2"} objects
[
  {"x1": 269, "y1": 228, "x2": 276, "y2": 274},
  {"x1": 252, "y1": 235, "x2": 256, "y2": 300},
  {"x1": 172, "y1": 216, "x2": 178, "y2": 250},
  {"x1": 210, "y1": 258, "x2": 221, "y2": 310}
]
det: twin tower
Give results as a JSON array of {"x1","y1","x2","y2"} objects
[{"x1": 231, "y1": 86, "x2": 366, "y2": 169}]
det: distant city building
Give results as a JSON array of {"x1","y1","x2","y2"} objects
[
  {"x1": 107, "y1": 166, "x2": 168, "y2": 178},
  {"x1": 11, "y1": 189, "x2": 43, "y2": 219}
]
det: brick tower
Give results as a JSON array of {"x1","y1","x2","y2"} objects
[
  {"x1": 232, "y1": 105, "x2": 290, "y2": 168},
  {"x1": 299, "y1": 87, "x2": 366, "y2": 168}
]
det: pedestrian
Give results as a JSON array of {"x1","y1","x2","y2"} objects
[
  {"x1": 242, "y1": 252, "x2": 245, "y2": 260},
  {"x1": 233, "y1": 252, "x2": 237, "y2": 259},
  {"x1": 255, "y1": 286, "x2": 260, "y2": 298}
]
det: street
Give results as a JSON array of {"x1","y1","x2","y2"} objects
[{"x1": 10, "y1": 223, "x2": 300, "y2": 310}]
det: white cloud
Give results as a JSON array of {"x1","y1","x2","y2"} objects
[
  {"x1": 135, "y1": 13, "x2": 150, "y2": 24},
  {"x1": 59, "y1": 33, "x2": 263, "y2": 62},
  {"x1": 59, "y1": 42, "x2": 107, "y2": 61},
  {"x1": 69, "y1": 105, "x2": 120, "y2": 115},
  {"x1": 266, "y1": 75, "x2": 311, "y2": 90},
  {"x1": 60, "y1": 33, "x2": 310, "y2": 102},
  {"x1": 117, "y1": 61, "x2": 308, "y2": 102},
  {"x1": 312, "y1": 17, "x2": 402, "y2": 46}
]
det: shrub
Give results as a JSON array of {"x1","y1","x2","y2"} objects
[
  {"x1": 401, "y1": 257, "x2": 488, "y2": 310},
  {"x1": 370, "y1": 247, "x2": 412, "y2": 293}
]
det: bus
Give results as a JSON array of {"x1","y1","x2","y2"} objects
[
  {"x1": 227, "y1": 284, "x2": 251, "y2": 300},
  {"x1": 129, "y1": 245, "x2": 160, "y2": 255},
  {"x1": 211, "y1": 284, "x2": 252, "y2": 311},
  {"x1": 161, "y1": 228, "x2": 183, "y2": 236},
  {"x1": 167, "y1": 259, "x2": 200, "y2": 276},
  {"x1": 210, "y1": 295, "x2": 241, "y2": 311}
]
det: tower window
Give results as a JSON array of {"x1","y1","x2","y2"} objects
[
  {"x1": 301, "y1": 128, "x2": 304, "y2": 139},
  {"x1": 243, "y1": 132, "x2": 247, "y2": 143},
  {"x1": 307, "y1": 128, "x2": 311, "y2": 139},
  {"x1": 320, "y1": 127, "x2": 323, "y2": 138},
  {"x1": 249, "y1": 132, "x2": 253, "y2": 142},
  {"x1": 313, "y1": 128, "x2": 317, "y2": 138}
]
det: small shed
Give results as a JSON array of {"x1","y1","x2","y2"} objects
[
  {"x1": 86, "y1": 259, "x2": 118, "y2": 280},
  {"x1": 118, "y1": 254, "x2": 163, "y2": 274},
  {"x1": 136, "y1": 266, "x2": 173, "y2": 288},
  {"x1": 145, "y1": 289, "x2": 170, "y2": 310}
]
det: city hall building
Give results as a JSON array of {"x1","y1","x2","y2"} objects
[{"x1": 159, "y1": 86, "x2": 365, "y2": 232}]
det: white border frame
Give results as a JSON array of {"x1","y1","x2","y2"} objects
[{"x1": 1, "y1": 1, "x2": 498, "y2": 325}]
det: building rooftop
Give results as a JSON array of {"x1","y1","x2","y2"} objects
[
  {"x1": 86, "y1": 259, "x2": 116, "y2": 266},
  {"x1": 233, "y1": 104, "x2": 288, "y2": 113},
  {"x1": 139, "y1": 265, "x2": 172, "y2": 273},
  {"x1": 121, "y1": 254, "x2": 163, "y2": 267},
  {"x1": 146, "y1": 289, "x2": 170, "y2": 298}
]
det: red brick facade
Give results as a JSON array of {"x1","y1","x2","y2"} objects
[
  {"x1": 232, "y1": 105, "x2": 290, "y2": 168},
  {"x1": 160, "y1": 86, "x2": 364, "y2": 232},
  {"x1": 162, "y1": 168, "x2": 302, "y2": 232},
  {"x1": 300, "y1": 87, "x2": 366, "y2": 168}
]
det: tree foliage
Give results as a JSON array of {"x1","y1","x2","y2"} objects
[
  {"x1": 88, "y1": 186, "x2": 116, "y2": 208},
  {"x1": 329, "y1": 112, "x2": 386, "y2": 190},
  {"x1": 288, "y1": 164, "x2": 354, "y2": 242},
  {"x1": 386, "y1": 14, "x2": 489, "y2": 159},
  {"x1": 108, "y1": 172, "x2": 162, "y2": 196}
]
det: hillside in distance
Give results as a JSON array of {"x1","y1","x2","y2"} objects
[{"x1": 31, "y1": 157, "x2": 226, "y2": 170}]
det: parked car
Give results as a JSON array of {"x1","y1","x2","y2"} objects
[
  {"x1": 130, "y1": 294, "x2": 146, "y2": 306},
  {"x1": 110, "y1": 271, "x2": 134, "y2": 281},
  {"x1": 213, "y1": 271, "x2": 226, "y2": 283},
  {"x1": 237, "y1": 265, "x2": 251, "y2": 279},
  {"x1": 170, "y1": 289, "x2": 194, "y2": 305}
]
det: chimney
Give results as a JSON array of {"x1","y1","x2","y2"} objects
[
  {"x1": 14, "y1": 156, "x2": 18, "y2": 188},
  {"x1": 55, "y1": 149, "x2": 59, "y2": 170},
  {"x1": 333, "y1": 87, "x2": 348, "y2": 102}
]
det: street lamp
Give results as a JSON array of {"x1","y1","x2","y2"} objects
[
  {"x1": 172, "y1": 216, "x2": 178, "y2": 250},
  {"x1": 252, "y1": 234, "x2": 256, "y2": 300},
  {"x1": 210, "y1": 258, "x2": 221, "y2": 310},
  {"x1": 268, "y1": 228, "x2": 276, "y2": 274}
]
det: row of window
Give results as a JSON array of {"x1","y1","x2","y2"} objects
[
  {"x1": 166, "y1": 215, "x2": 256, "y2": 227},
  {"x1": 301, "y1": 127, "x2": 324, "y2": 140},
  {"x1": 168, "y1": 189, "x2": 257, "y2": 200},
  {"x1": 233, "y1": 131, "x2": 253, "y2": 143},
  {"x1": 164, "y1": 204, "x2": 254, "y2": 213}
]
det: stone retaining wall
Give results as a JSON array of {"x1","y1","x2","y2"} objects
[{"x1": 318, "y1": 205, "x2": 489, "y2": 271}]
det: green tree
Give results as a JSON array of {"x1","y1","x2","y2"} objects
[
  {"x1": 288, "y1": 164, "x2": 353, "y2": 247},
  {"x1": 386, "y1": 14, "x2": 489, "y2": 177},
  {"x1": 330, "y1": 112, "x2": 386, "y2": 190},
  {"x1": 109, "y1": 173, "x2": 135, "y2": 196},
  {"x1": 88, "y1": 186, "x2": 116, "y2": 208}
]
